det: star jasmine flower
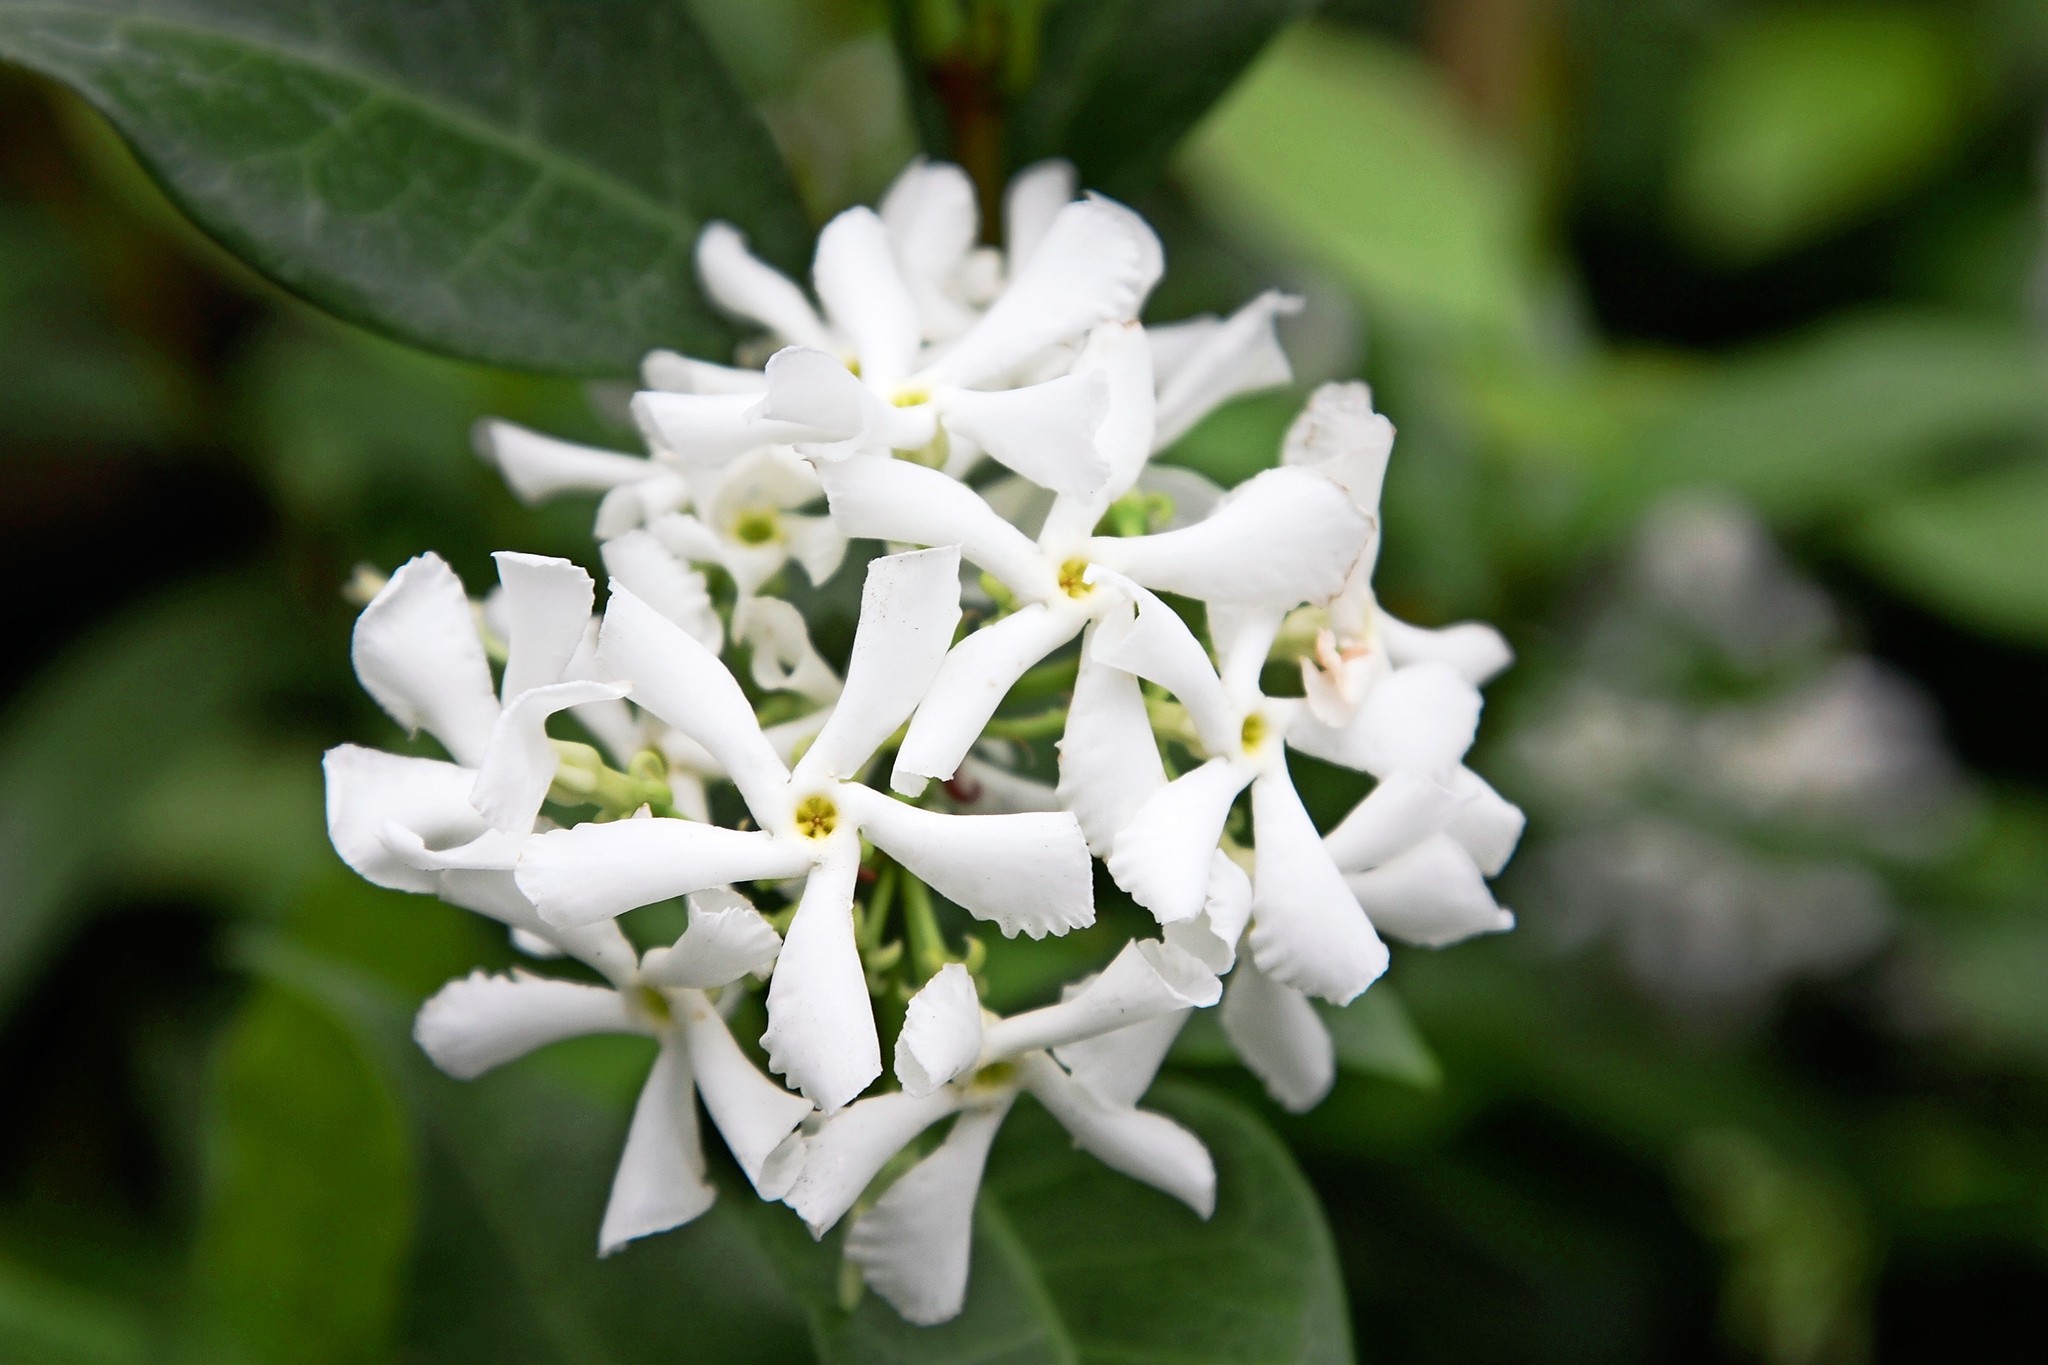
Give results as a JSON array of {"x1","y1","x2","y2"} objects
[
  {"x1": 813, "y1": 321, "x2": 1372, "y2": 800},
  {"x1": 781, "y1": 945, "x2": 1221, "y2": 1324},
  {"x1": 413, "y1": 890, "x2": 815, "y2": 1254},
  {"x1": 513, "y1": 546, "x2": 1097, "y2": 1112}
]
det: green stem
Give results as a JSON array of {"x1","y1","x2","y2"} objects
[
  {"x1": 982, "y1": 706, "x2": 1068, "y2": 742},
  {"x1": 900, "y1": 874, "x2": 948, "y2": 982}
]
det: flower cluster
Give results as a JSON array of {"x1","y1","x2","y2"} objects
[{"x1": 323, "y1": 157, "x2": 1523, "y2": 1324}]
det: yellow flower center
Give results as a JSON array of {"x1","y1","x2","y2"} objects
[
  {"x1": 794, "y1": 793, "x2": 839, "y2": 840},
  {"x1": 731, "y1": 508, "x2": 781, "y2": 545},
  {"x1": 635, "y1": 984, "x2": 673, "y2": 1025},
  {"x1": 1057, "y1": 557, "x2": 1093, "y2": 599},
  {"x1": 972, "y1": 1059, "x2": 1017, "y2": 1090},
  {"x1": 1240, "y1": 712, "x2": 1269, "y2": 753},
  {"x1": 890, "y1": 385, "x2": 930, "y2": 409}
]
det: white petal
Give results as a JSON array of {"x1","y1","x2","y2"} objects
[
  {"x1": 1092, "y1": 466, "x2": 1370, "y2": 608},
  {"x1": 474, "y1": 420, "x2": 653, "y2": 503},
  {"x1": 894, "y1": 963, "x2": 984, "y2": 1096},
  {"x1": 469, "y1": 679, "x2": 630, "y2": 833},
  {"x1": 1019, "y1": 1053, "x2": 1213, "y2": 1217},
  {"x1": 1446, "y1": 767, "x2": 1525, "y2": 877},
  {"x1": 1153, "y1": 290, "x2": 1301, "y2": 450},
  {"x1": 763, "y1": 847, "x2": 880, "y2": 1111},
  {"x1": 679, "y1": 993, "x2": 814, "y2": 1197},
  {"x1": 601, "y1": 531, "x2": 722, "y2": 651},
  {"x1": 813, "y1": 207, "x2": 922, "y2": 387},
  {"x1": 1346, "y1": 833, "x2": 1514, "y2": 947},
  {"x1": 782, "y1": 513, "x2": 850, "y2": 587},
  {"x1": 1220, "y1": 958, "x2": 1333, "y2": 1113},
  {"x1": 1088, "y1": 588, "x2": 1238, "y2": 756},
  {"x1": 1378, "y1": 610, "x2": 1512, "y2": 684},
  {"x1": 1105, "y1": 759, "x2": 1249, "y2": 924},
  {"x1": 1321, "y1": 770, "x2": 1469, "y2": 872},
  {"x1": 1057, "y1": 630, "x2": 1167, "y2": 855},
  {"x1": 599, "y1": 1040, "x2": 715, "y2": 1255},
  {"x1": 696, "y1": 221, "x2": 831, "y2": 350},
  {"x1": 517, "y1": 819, "x2": 811, "y2": 929},
  {"x1": 414, "y1": 969, "x2": 637, "y2": 1079},
  {"x1": 895, "y1": 604, "x2": 1082, "y2": 797},
  {"x1": 1053, "y1": 1010, "x2": 1189, "y2": 1109},
  {"x1": 1002, "y1": 158, "x2": 1077, "y2": 274},
  {"x1": 433, "y1": 869, "x2": 640, "y2": 987},
  {"x1": 881, "y1": 157, "x2": 981, "y2": 340},
  {"x1": 640, "y1": 893, "x2": 784, "y2": 989},
  {"x1": 928, "y1": 195, "x2": 1163, "y2": 387},
  {"x1": 1281, "y1": 381, "x2": 1395, "y2": 514},
  {"x1": 794, "y1": 547, "x2": 962, "y2": 784},
  {"x1": 818, "y1": 456, "x2": 1054, "y2": 599},
  {"x1": 1346, "y1": 663, "x2": 1483, "y2": 780},
  {"x1": 733, "y1": 596, "x2": 842, "y2": 704},
  {"x1": 846, "y1": 1101, "x2": 1010, "y2": 1326},
  {"x1": 751, "y1": 345, "x2": 901, "y2": 454},
  {"x1": 950, "y1": 751, "x2": 1063, "y2": 813},
  {"x1": 351, "y1": 553, "x2": 499, "y2": 767},
  {"x1": 845, "y1": 791, "x2": 1094, "y2": 940},
  {"x1": 631, "y1": 390, "x2": 818, "y2": 466},
  {"x1": 938, "y1": 370, "x2": 1109, "y2": 498},
  {"x1": 1247, "y1": 773, "x2": 1389, "y2": 1005},
  {"x1": 984, "y1": 939, "x2": 1218, "y2": 1059},
  {"x1": 380, "y1": 824, "x2": 519, "y2": 874},
  {"x1": 1212, "y1": 603, "x2": 1287, "y2": 705},
  {"x1": 595, "y1": 586, "x2": 791, "y2": 818},
  {"x1": 639, "y1": 350, "x2": 769, "y2": 394},
  {"x1": 1162, "y1": 850, "x2": 1256, "y2": 973},
  {"x1": 492, "y1": 552, "x2": 595, "y2": 700},
  {"x1": 323, "y1": 745, "x2": 487, "y2": 894},
  {"x1": 782, "y1": 1088, "x2": 964, "y2": 1236}
]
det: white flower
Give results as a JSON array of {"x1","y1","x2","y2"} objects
[
  {"x1": 514, "y1": 547, "x2": 1097, "y2": 1112},
  {"x1": 412, "y1": 890, "x2": 814, "y2": 1254},
  {"x1": 782, "y1": 943, "x2": 1221, "y2": 1324},
  {"x1": 815, "y1": 321, "x2": 1371, "y2": 800}
]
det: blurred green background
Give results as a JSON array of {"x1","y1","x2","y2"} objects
[{"x1": 2, "y1": 0, "x2": 2047, "y2": 1360}]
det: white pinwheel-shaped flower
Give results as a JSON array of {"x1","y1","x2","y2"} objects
[
  {"x1": 782, "y1": 942, "x2": 1221, "y2": 1325},
  {"x1": 815, "y1": 321, "x2": 1371, "y2": 802},
  {"x1": 514, "y1": 546, "x2": 1097, "y2": 1112},
  {"x1": 413, "y1": 889, "x2": 814, "y2": 1254}
]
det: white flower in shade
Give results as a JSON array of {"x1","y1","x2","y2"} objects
[
  {"x1": 633, "y1": 190, "x2": 1163, "y2": 498},
  {"x1": 513, "y1": 546, "x2": 1097, "y2": 1112},
  {"x1": 1146, "y1": 289, "x2": 1303, "y2": 452},
  {"x1": 782, "y1": 943, "x2": 1221, "y2": 1325},
  {"x1": 814, "y1": 321, "x2": 1371, "y2": 801},
  {"x1": 413, "y1": 889, "x2": 815, "y2": 1254}
]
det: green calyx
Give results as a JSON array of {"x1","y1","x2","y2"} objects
[{"x1": 548, "y1": 741, "x2": 678, "y2": 820}]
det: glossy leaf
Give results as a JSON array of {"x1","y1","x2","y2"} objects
[
  {"x1": 1009, "y1": 0, "x2": 1317, "y2": 195},
  {"x1": 0, "y1": 0, "x2": 809, "y2": 373},
  {"x1": 1849, "y1": 456, "x2": 2048, "y2": 647}
]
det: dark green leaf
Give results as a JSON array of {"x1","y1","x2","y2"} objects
[
  {"x1": 1008, "y1": 0, "x2": 1317, "y2": 195},
  {"x1": 0, "y1": 0, "x2": 809, "y2": 373},
  {"x1": 0, "y1": 1255, "x2": 148, "y2": 1365},
  {"x1": 185, "y1": 981, "x2": 413, "y2": 1365}
]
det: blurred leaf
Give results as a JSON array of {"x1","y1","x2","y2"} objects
[
  {"x1": 1848, "y1": 457, "x2": 2048, "y2": 648},
  {"x1": 747, "y1": 1081, "x2": 1352, "y2": 1364},
  {"x1": 1601, "y1": 313, "x2": 2048, "y2": 528},
  {"x1": 1671, "y1": 7, "x2": 1973, "y2": 263},
  {"x1": 0, "y1": 1255, "x2": 147, "y2": 1365},
  {"x1": 186, "y1": 982, "x2": 412, "y2": 1365},
  {"x1": 0, "y1": 0, "x2": 808, "y2": 374},
  {"x1": 1326, "y1": 986, "x2": 1442, "y2": 1090},
  {"x1": 1010, "y1": 0, "x2": 1316, "y2": 194},
  {"x1": 1181, "y1": 24, "x2": 1532, "y2": 337}
]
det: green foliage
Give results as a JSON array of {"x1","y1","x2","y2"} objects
[
  {"x1": 185, "y1": 982, "x2": 413, "y2": 1365},
  {"x1": 1009, "y1": 0, "x2": 1317, "y2": 194},
  {"x1": 0, "y1": 0, "x2": 809, "y2": 373},
  {"x1": 1671, "y1": 7, "x2": 1974, "y2": 263},
  {"x1": 1849, "y1": 456, "x2": 2048, "y2": 647}
]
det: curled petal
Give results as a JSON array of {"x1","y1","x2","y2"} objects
[
  {"x1": 474, "y1": 420, "x2": 653, "y2": 503},
  {"x1": 846, "y1": 792, "x2": 1095, "y2": 940},
  {"x1": 795, "y1": 547, "x2": 962, "y2": 785},
  {"x1": 1020, "y1": 1053, "x2": 1214, "y2": 1218},
  {"x1": 782, "y1": 513, "x2": 849, "y2": 588},
  {"x1": 939, "y1": 370, "x2": 1109, "y2": 498},
  {"x1": 679, "y1": 994, "x2": 813, "y2": 1198},
  {"x1": 846, "y1": 1101, "x2": 1011, "y2": 1326},
  {"x1": 1105, "y1": 759, "x2": 1249, "y2": 924},
  {"x1": 469, "y1": 679, "x2": 630, "y2": 834},
  {"x1": 1282, "y1": 381, "x2": 1394, "y2": 513},
  {"x1": 763, "y1": 847, "x2": 880, "y2": 1111},
  {"x1": 896, "y1": 604, "x2": 1082, "y2": 796},
  {"x1": 434, "y1": 869, "x2": 639, "y2": 988},
  {"x1": 323, "y1": 745, "x2": 487, "y2": 894},
  {"x1": 818, "y1": 456, "x2": 1054, "y2": 600},
  {"x1": 1057, "y1": 630, "x2": 1167, "y2": 855},
  {"x1": 492, "y1": 552, "x2": 595, "y2": 701},
  {"x1": 1378, "y1": 610, "x2": 1513, "y2": 685},
  {"x1": 1347, "y1": 663, "x2": 1482, "y2": 779},
  {"x1": 782, "y1": 1088, "x2": 965, "y2": 1236},
  {"x1": 696, "y1": 221, "x2": 832, "y2": 351},
  {"x1": 814, "y1": 206, "x2": 922, "y2": 387},
  {"x1": 983, "y1": 939, "x2": 1218, "y2": 1059},
  {"x1": 1446, "y1": 767, "x2": 1525, "y2": 876},
  {"x1": 600, "y1": 531, "x2": 722, "y2": 651},
  {"x1": 599, "y1": 1040, "x2": 716, "y2": 1255},
  {"x1": 753, "y1": 345, "x2": 875, "y2": 444},
  {"x1": 1321, "y1": 770, "x2": 1469, "y2": 873},
  {"x1": 1053, "y1": 1009, "x2": 1189, "y2": 1110},
  {"x1": 640, "y1": 891, "x2": 783, "y2": 989},
  {"x1": 1163, "y1": 851, "x2": 1255, "y2": 973},
  {"x1": 1153, "y1": 290, "x2": 1301, "y2": 450},
  {"x1": 352, "y1": 553, "x2": 500, "y2": 767},
  {"x1": 1346, "y1": 834, "x2": 1514, "y2": 948},
  {"x1": 1247, "y1": 774, "x2": 1389, "y2": 1005},
  {"x1": 733, "y1": 597, "x2": 842, "y2": 704},
  {"x1": 1002, "y1": 158, "x2": 1077, "y2": 275},
  {"x1": 1220, "y1": 957, "x2": 1334, "y2": 1114},
  {"x1": 631, "y1": 390, "x2": 818, "y2": 466},
  {"x1": 517, "y1": 819, "x2": 811, "y2": 929},
  {"x1": 894, "y1": 963, "x2": 985, "y2": 1097},
  {"x1": 414, "y1": 969, "x2": 639, "y2": 1080},
  {"x1": 1088, "y1": 588, "x2": 1237, "y2": 756}
]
